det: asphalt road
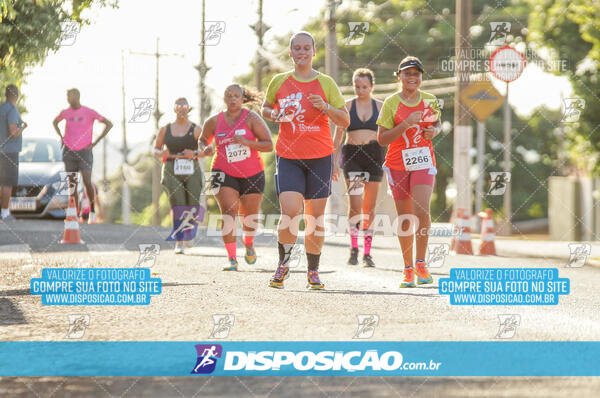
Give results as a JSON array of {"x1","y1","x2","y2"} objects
[{"x1": 1, "y1": 220, "x2": 599, "y2": 397}]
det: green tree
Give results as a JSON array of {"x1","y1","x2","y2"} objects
[
  {"x1": 0, "y1": 0, "x2": 116, "y2": 100},
  {"x1": 525, "y1": 0, "x2": 600, "y2": 175}
]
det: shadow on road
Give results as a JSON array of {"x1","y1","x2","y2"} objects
[
  {"x1": 0, "y1": 288, "x2": 30, "y2": 297},
  {"x1": 288, "y1": 289, "x2": 441, "y2": 297},
  {"x1": 0, "y1": 298, "x2": 27, "y2": 325},
  {"x1": 161, "y1": 282, "x2": 207, "y2": 287},
  {"x1": 240, "y1": 268, "x2": 336, "y2": 274}
]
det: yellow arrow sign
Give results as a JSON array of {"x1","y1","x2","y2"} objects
[{"x1": 460, "y1": 80, "x2": 504, "y2": 122}]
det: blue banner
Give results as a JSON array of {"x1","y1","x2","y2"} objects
[
  {"x1": 30, "y1": 268, "x2": 162, "y2": 305},
  {"x1": 1, "y1": 341, "x2": 599, "y2": 376},
  {"x1": 439, "y1": 268, "x2": 569, "y2": 305}
]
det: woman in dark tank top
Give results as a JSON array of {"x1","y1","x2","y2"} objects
[
  {"x1": 153, "y1": 97, "x2": 207, "y2": 254},
  {"x1": 333, "y1": 68, "x2": 384, "y2": 268}
]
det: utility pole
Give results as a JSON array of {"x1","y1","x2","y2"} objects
[
  {"x1": 251, "y1": 0, "x2": 270, "y2": 90},
  {"x1": 501, "y1": 82, "x2": 512, "y2": 235},
  {"x1": 195, "y1": 0, "x2": 210, "y2": 224},
  {"x1": 453, "y1": 0, "x2": 473, "y2": 220},
  {"x1": 121, "y1": 50, "x2": 130, "y2": 225},
  {"x1": 325, "y1": 0, "x2": 339, "y2": 81},
  {"x1": 102, "y1": 132, "x2": 107, "y2": 185},
  {"x1": 325, "y1": 0, "x2": 343, "y2": 218},
  {"x1": 475, "y1": 120, "x2": 485, "y2": 217},
  {"x1": 131, "y1": 38, "x2": 181, "y2": 226},
  {"x1": 197, "y1": 0, "x2": 210, "y2": 123},
  {"x1": 152, "y1": 39, "x2": 161, "y2": 227}
]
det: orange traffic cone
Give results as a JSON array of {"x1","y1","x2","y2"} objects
[
  {"x1": 61, "y1": 196, "x2": 84, "y2": 244},
  {"x1": 478, "y1": 208, "x2": 496, "y2": 255},
  {"x1": 450, "y1": 208, "x2": 463, "y2": 253},
  {"x1": 452, "y1": 207, "x2": 473, "y2": 255}
]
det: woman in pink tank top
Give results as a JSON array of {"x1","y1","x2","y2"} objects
[{"x1": 200, "y1": 84, "x2": 273, "y2": 271}]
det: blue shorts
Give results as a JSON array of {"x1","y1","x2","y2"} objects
[{"x1": 275, "y1": 154, "x2": 333, "y2": 199}]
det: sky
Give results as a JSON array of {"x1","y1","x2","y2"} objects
[{"x1": 20, "y1": 0, "x2": 572, "y2": 179}]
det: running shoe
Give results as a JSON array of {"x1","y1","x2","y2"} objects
[
  {"x1": 415, "y1": 261, "x2": 433, "y2": 285},
  {"x1": 268, "y1": 263, "x2": 290, "y2": 289},
  {"x1": 306, "y1": 270, "x2": 324, "y2": 290},
  {"x1": 362, "y1": 254, "x2": 375, "y2": 268},
  {"x1": 400, "y1": 266, "x2": 415, "y2": 288},
  {"x1": 222, "y1": 257, "x2": 238, "y2": 271},
  {"x1": 88, "y1": 212, "x2": 97, "y2": 224},
  {"x1": 174, "y1": 242, "x2": 184, "y2": 255},
  {"x1": 244, "y1": 244, "x2": 257, "y2": 264},
  {"x1": 347, "y1": 247, "x2": 359, "y2": 265}
]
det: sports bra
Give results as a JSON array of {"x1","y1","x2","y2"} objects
[
  {"x1": 348, "y1": 98, "x2": 378, "y2": 132},
  {"x1": 164, "y1": 123, "x2": 196, "y2": 154}
]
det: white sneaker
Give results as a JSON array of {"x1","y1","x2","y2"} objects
[
  {"x1": 174, "y1": 242, "x2": 185, "y2": 255},
  {"x1": 88, "y1": 212, "x2": 97, "y2": 224}
]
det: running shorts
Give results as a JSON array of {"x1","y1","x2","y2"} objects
[
  {"x1": 385, "y1": 167, "x2": 436, "y2": 200},
  {"x1": 341, "y1": 140, "x2": 385, "y2": 182},
  {"x1": 211, "y1": 169, "x2": 265, "y2": 196},
  {"x1": 275, "y1": 154, "x2": 333, "y2": 199},
  {"x1": 0, "y1": 152, "x2": 18, "y2": 186},
  {"x1": 63, "y1": 147, "x2": 93, "y2": 172}
]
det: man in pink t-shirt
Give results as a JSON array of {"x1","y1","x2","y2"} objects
[{"x1": 52, "y1": 88, "x2": 113, "y2": 223}]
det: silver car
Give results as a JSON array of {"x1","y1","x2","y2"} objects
[{"x1": 10, "y1": 137, "x2": 82, "y2": 218}]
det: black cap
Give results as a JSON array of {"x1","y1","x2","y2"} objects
[{"x1": 396, "y1": 59, "x2": 424, "y2": 74}]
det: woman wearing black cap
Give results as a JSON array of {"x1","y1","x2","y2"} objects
[{"x1": 376, "y1": 56, "x2": 443, "y2": 288}]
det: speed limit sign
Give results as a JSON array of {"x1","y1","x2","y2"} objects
[{"x1": 489, "y1": 46, "x2": 526, "y2": 83}]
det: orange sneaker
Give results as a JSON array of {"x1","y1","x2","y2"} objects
[
  {"x1": 415, "y1": 260, "x2": 433, "y2": 285},
  {"x1": 400, "y1": 266, "x2": 415, "y2": 288}
]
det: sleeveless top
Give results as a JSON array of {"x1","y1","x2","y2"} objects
[
  {"x1": 348, "y1": 98, "x2": 378, "y2": 132},
  {"x1": 164, "y1": 123, "x2": 197, "y2": 154},
  {"x1": 210, "y1": 109, "x2": 264, "y2": 178}
]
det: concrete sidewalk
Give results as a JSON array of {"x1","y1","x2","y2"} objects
[
  {"x1": 483, "y1": 238, "x2": 600, "y2": 267},
  {"x1": 324, "y1": 225, "x2": 600, "y2": 268}
]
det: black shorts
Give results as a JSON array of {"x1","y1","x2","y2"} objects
[
  {"x1": 275, "y1": 154, "x2": 333, "y2": 199},
  {"x1": 212, "y1": 169, "x2": 265, "y2": 196},
  {"x1": 63, "y1": 147, "x2": 93, "y2": 172},
  {"x1": 341, "y1": 140, "x2": 385, "y2": 182},
  {"x1": 0, "y1": 152, "x2": 18, "y2": 186}
]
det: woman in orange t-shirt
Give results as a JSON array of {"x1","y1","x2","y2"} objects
[
  {"x1": 377, "y1": 56, "x2": 442, "y2": 288},
  {"x1": 261, "y1": 31, "x2": 349, "y2": 290}
]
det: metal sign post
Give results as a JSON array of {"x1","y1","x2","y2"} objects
[
  {"x1": 460, "y1": 79, "x2": 504, "y2": 217},
  {"x1": 489, "y1": 46, "x2": 526, "y2": 235}
]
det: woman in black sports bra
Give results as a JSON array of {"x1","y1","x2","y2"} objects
[
  {"x1": 333, "y1": 68, "x2": 384, "y2": 267},
  {"x1": 153, "y1": 97, "x2": 207, "y2": 254}
]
